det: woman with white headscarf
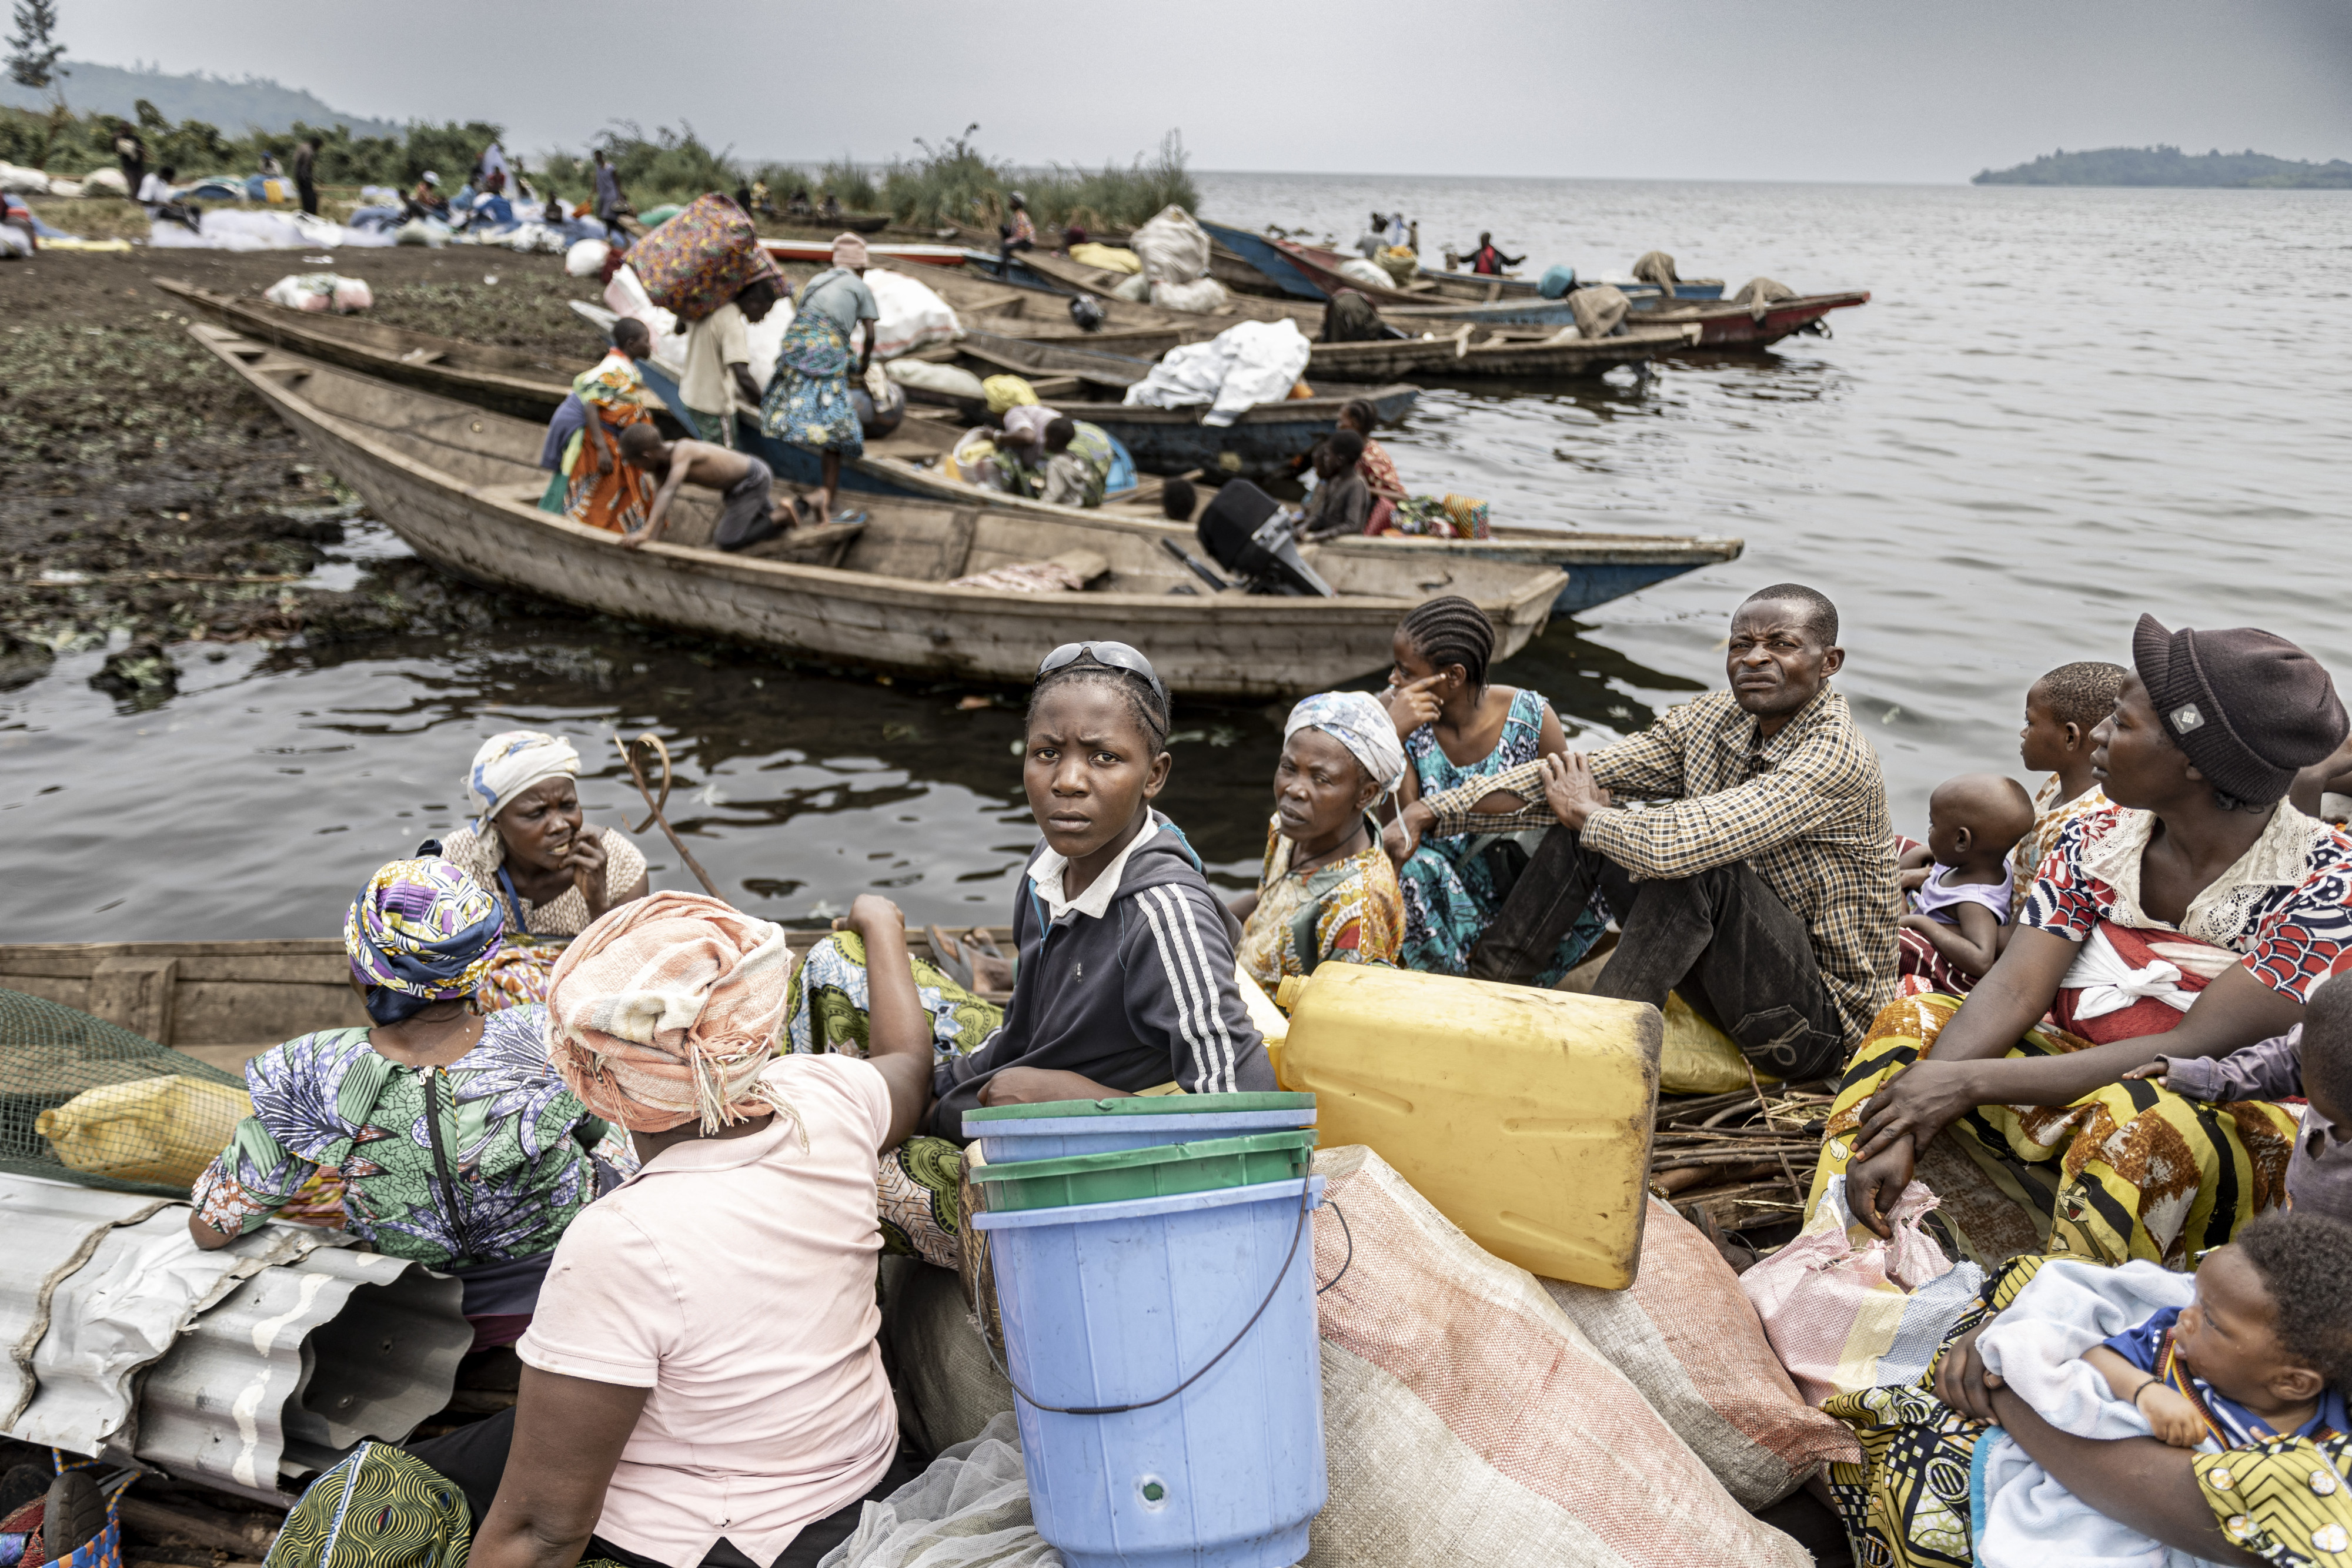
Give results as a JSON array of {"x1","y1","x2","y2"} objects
[
  {"x1": 1230, "y1": 691, "x2": 1408, "y2": 988},
  {"x1": 433, "y1": 730, "x2": 650, "y2": 1008}
]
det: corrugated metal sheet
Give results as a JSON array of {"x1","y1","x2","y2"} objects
[
  {"x1": 136, "y1": 1245, "x2": 467, "y2": 1501},
  {"x1": 0, "y1": 1173, "x2": 472, "y2": 1503}
]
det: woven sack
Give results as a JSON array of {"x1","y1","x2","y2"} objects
[
  {"x1": 626, "y1": 195, "x2": 779, "y2": 323},
  {"x1": 1307, "y1": 1146, "x2": 1809, "y2": 1567},
  {"x1": 1541, "y1": 1197, "x2": 1859, "y2": 1508}
]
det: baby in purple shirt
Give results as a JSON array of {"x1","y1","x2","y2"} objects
[
  {"x1": 2130, "y1": 972, "x2": 2352, "y2": 1229},
  {"x1": 1896, "y1": 773, "x2": 2035, "y2": 983}
]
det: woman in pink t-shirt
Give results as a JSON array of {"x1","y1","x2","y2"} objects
[{"x1": 403, "y1": 893, "x2": 937, "y2": 1568}]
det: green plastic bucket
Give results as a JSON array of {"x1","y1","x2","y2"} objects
[{"x1": 969, "y1": 1129, "x2": 1317, "y2": 1213}]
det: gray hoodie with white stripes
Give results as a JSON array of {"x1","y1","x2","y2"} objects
[{"x1": 926, "y1": 813, "x2": 1273, "y2": 1142}]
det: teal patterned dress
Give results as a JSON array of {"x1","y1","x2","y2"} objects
[{"x1": 1397, "y1": 687, "x2": 1608, "y2": 985}]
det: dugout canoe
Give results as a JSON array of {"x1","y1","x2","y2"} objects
[
  {"x1": 0, "y1": 931, "x2": 1010, "y2": 1074},
  {"x1": 165, "y1": 283, "x2": 1740, "y2": 617},
  {"x1": 955, "y1": 322, "x2": 1696, "y2": 390},
  {"x1": 154, "y1": 276, "x2": 597, "y2": 424},
  {"x1": 190, "y1": 323, "x2": 1565, "y2": 696},
  {"x1": 1624, "y1": 290, "x2": 1872, "y2": 348},
  {"x1": 760, "y1": 238, "x2": 968, "y2": 268}
]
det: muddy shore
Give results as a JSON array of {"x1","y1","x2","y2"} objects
[{"x1": 0, "y1": 246, "x2": 611, "y2": 691}]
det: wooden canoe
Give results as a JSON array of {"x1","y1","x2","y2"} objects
[
  {"x1": 957, "y1": 321, "x2": 1696, "y2": 387},
  {"x1": 0, "y1": 931, "x2": 1007, "y2": 1075},
  {"x1": 760, "y1": 238, "x2": 968, "y2": 268},
  {"x1": 164, "y1": 282, "x2": 1740, "y2": 616},
  {"x1": 154, "y1": 276, "x2": 600, "y2": 424},
  {"x1": 191, "y1": 323, "x2": 1566, "y2": 696},
  {"x1": 1625, "y1": 290, "x2": 1872, "y2": 348}
]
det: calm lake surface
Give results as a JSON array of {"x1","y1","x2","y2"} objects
[{"x1": 8, "y1": 177, "x2": 2350, "y2": 941}]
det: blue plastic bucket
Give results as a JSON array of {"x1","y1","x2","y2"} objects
[
  {"x1": 1539, "y1": 263, "x2": 1578, "y2": 299},
  {"x1": 965, "y1": 1108, "x2": 1315, "y2": 1163},
  {"x1": 974, "y1": 1176, "x2": 1328, "y2": 1568}
]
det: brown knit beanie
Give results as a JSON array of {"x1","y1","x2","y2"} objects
[{"x1": 2132, "y1": 614, "x2": 2347, "y2": 805}]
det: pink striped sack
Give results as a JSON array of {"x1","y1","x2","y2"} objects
[
  {"x1": 1736, "y1": 1176, "x2": 1977, "y2": 1406},
  {"x1": 1309, "y1": 1146, "x2": 1812, "y2": 1568}
]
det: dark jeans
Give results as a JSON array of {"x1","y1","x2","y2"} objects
[
  {"x1": 298, "y1": 178, "x2": 319, "y2": 216},
  {"x1": 1466, "y1": 825, "x2": 1847, "y2": 1081},
  {"x1": 401, "y1": 1407, "x2": 923, "y2": 1568}
]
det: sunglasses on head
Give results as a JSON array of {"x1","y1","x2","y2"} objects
[{"x1": 1036, "y1": 641, "x2": 1169, "y2": 714}]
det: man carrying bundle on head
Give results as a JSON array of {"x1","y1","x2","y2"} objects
[{"x1": 1386, "y1": 583, "x2": 1898, "y2": 1084}]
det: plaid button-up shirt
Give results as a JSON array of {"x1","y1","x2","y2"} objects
[{"x1": 1420, "y1": 686, "x2": 1899, "y2": 1044}]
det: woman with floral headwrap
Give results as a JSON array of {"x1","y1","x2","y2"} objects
[
  {"x1": 434, "y1": 730, "x2": 650, "y2": 1010},
  {"x1": 1232, "y1": 691, "x2": 1408, "y2": 988},
  {"x1": 760, "y1": 232, "x2": 880, "y2": 527},
  {"x1": 189, "y1": 858, "x2": 622, "y2": 1350},
  {"x1": 407, "y1": 892, "x2": 937, "y2": 1568}
]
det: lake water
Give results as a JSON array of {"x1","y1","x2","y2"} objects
[{"x1": 8, "y1": 176, "x2": 2350, "y2": 942}]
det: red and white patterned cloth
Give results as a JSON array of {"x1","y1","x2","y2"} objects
[{"x1": 2018, "y1": 801, "x2": 2352, "y2": 1001}]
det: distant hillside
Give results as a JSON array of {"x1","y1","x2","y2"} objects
[
  {"x1": 1975, "y1": 145, "x2": 2352, "y2": 189},
  {"x1": 0, "y1": 59, "x2": 400, "y2": 138}
]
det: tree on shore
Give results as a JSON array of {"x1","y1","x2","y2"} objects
[{"x1": 6, "y1": 0, "x2": 67, "y2": 93}]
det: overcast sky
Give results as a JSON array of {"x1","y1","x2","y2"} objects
[{"x1": 46, "y1": 0, "x2": 2352, "y2": 182}]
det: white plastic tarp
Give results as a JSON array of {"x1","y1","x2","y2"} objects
[
  {"x1": 147, "y1": 209, "x2": 396, "y2": 251},
  {"x1": 1121, "y1": 318, "x2": 1312, "y2": 427}
]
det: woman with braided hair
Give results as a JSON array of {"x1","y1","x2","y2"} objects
[{"x1": 1380, "y1": 596, "x2": 1607, "y2": 983}]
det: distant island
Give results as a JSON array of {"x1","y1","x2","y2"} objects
[
  {"x1": 0, "y1": 59, "x2": 399, "y2": 139},
  {"x1": 1975, "y1": 145, "x2": 2352, "y2": 189}
]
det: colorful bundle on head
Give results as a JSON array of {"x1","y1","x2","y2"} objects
[
  {"x1": 466, "y1": 730, "x2": 580, "y2": 828},
  {"x1": 544, "y1": 891, "x2": 803, "y2": 1137},
  {"x1": 345, "y1": 859, "x2": 505, "y2": 1024}
]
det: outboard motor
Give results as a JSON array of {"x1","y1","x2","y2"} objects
[{"x1": 1195, "y1": 480, "x2": 1335, "y2": 597}]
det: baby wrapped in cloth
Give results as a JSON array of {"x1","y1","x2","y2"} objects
[{"x1": 1973, "y1": 1261, "x2": 2210, "y2": 1568}]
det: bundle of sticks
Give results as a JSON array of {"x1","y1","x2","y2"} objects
[{"x1": 1648, "y1": 1082, "x2": 1836, "y2": 1232}]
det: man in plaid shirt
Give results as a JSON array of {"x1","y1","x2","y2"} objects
[{"x1": 1384, "y1": 584, "x2": 1898, "y2": 1080}]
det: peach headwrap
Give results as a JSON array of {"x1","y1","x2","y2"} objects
[{"x1": 545, "y1": 891, "x2": 798, "y2": 1134}]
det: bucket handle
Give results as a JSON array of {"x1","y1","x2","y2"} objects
[{"x1": 983, "y1": 1175, "x2": 1318, "y2": 1417}]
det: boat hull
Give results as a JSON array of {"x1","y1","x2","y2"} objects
[
  {"x1": 1630, "y1": 291, "x2": 1871, "y2": 347},
  {"x1": 191, "y1": 327, "x2": 1563, "y2": 698}
]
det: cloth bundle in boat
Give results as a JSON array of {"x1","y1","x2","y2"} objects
[
  {"x1": 1540, "y1": 1196, "x2": 1856, "y2": 1508},
  {"x1": 1148, "y1": 275, "x2": 1230, "y2": 313},
  {"x1": 0, "y1": 987, "x2": 257, "y2": 1198},
  {"x1": 1127, "y1": 203, "x2": 1212, "y2": 285},
  {"x1": 1571, "y1": 284, "x2": 1631, "y2": 339},
  {"x1": 1738, "y1": 1175, "x2": 1984, "y2": 1407},
  {"x1": 880, "y1": 1257, "x2": 1015, "y2": 1454},
  {"x1": 1631, "y1": 250, "x2": 1679, "y2": 290},
  {"x1": 1121, "y1": 317, "x2": 1313, "y2": 426},
  {"x1": 624, "y1": 193, "x2": 783, "y2": 324},
  {"x1": 1307, "y1": 1145, "x2": 1812, "y2": 1566},
  {"x1": 1729, "y1": 277, "x2": 1795, "y2": 318}
]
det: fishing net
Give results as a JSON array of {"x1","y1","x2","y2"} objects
[{"x1": 0, "y1": 987, "x2": 252, "y2": 1198}]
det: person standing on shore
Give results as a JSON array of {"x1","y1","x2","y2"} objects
[
  {"x1": 592, "y1": 149, "x2": 632, "y2": 238},
  {"x1": 292, "y1": 137, "x2": 319, "y2": 217},
  {"x1": 112, "y1": 123, "x2": 145, "y2": 194},
  {"x1": 760, "y1": 234, "x2": 880, "y2": 526}
]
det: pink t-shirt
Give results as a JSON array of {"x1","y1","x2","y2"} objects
[{"x1": 517, "y1": 1053, "x2": 897, "y2": 1567}]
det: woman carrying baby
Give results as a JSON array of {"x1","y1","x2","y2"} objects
[
  {"x1": 1821, "y1": 616, "x2": 2352, "y2": 1271},
  {"x1": 1829, "y1": 1209, "x2": 2352, "y2": 1568}
]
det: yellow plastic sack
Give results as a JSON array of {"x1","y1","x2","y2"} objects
[
  {"x1": 1659, "y1": 992, "x2": 1781, "y2": 1096},
  {"x1": 1068, "y1": 243, "x2": 1141, "y2": 274},
  {"x1": 38, "y1": 1075, "x2": 253, "y2": 1187},
  {"x1": 982, "y1": 375, "x2": 1037, "y2": 416}
]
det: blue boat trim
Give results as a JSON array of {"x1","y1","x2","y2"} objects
[{"x1": 1198, "y1": 220, "x2": 1331, "y2": 302}]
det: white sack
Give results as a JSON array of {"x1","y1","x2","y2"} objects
[
  {"x1": 1128, "y1": 203, "x2": 1212, "y2": 285},
  {"x1": 888, "y1": 359, "x2": 988, "y2": 400},
  {"x1": 864, "y1": 268, "x2": 962, "y2": 361},
  {"x1": 565, "y1": 238, "x2": 611, "y2": 277},
  {"x1": 78, "y1": 168, "x2": 129, "y2": 196},
  {"x1": 813, "y1": 1413, "x2": 1057, "y2": 1568},
  {"x1": 1150, "y1": 276, "x2": 1230, "y2": 313},
  {"x1": 1336, "y1": 256, "x2": 1394, "y2": 290}
]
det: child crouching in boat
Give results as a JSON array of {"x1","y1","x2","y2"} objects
[{"x1": 785, "y1": 640, "x2": 1274, "y2": 1266}]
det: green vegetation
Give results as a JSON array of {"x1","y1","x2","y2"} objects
[
  {"x1": 1, "y1": 98, "x2": 503, "y2": 189},
  {"x1": 1975, "y1": 145, "x2": 2352, "y2": 189},
  {"x1": 4, "y1": 96, "x2": 1200, "y2": 228}
]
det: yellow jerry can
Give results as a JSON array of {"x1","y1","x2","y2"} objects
[{"x1": 1274, "y1": 965, "x2": 1661, "y2": 1289}]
